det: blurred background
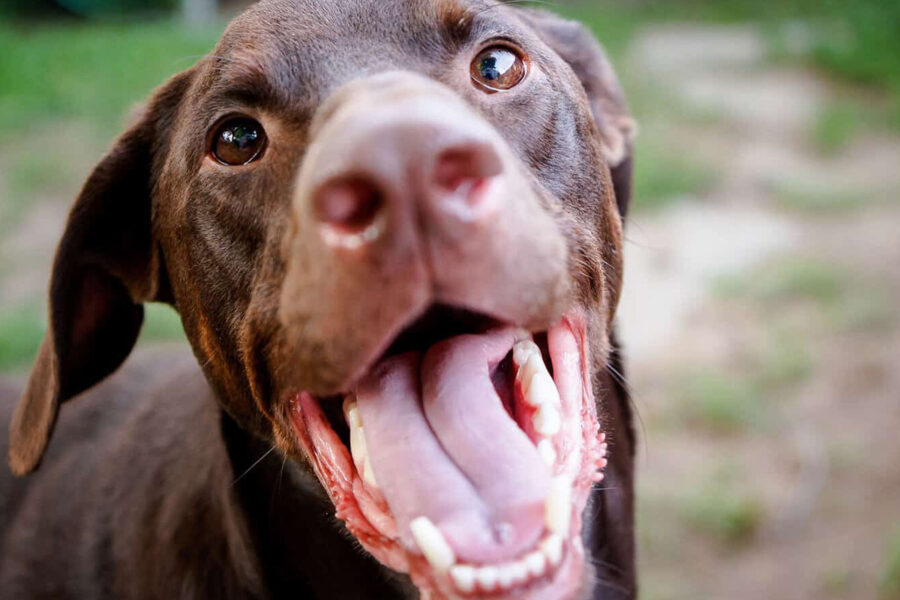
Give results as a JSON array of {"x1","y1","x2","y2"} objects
[{"x1": 0, "y1": 1, "x2": 898, "y2": 598}]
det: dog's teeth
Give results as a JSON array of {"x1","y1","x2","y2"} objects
[
  {"x1": 540, "y1": 534, "x2": 564, "y2": 566},
  {"x1": 537, "y1": 439, "x2": 556, "y2": 467},
  {"x1": 496, "y1": 563, "x2": 516, "y2": 589},
  {"x1": 349, "y1": 421, "x2": 367, "y2": 468},
  {"x1": 362, "y1": 457, "x2": 378, "y2": 488},
  {"x1": 343, "y1": 397, "x2": 362, "y2": 428},
  {"x1": 544, "y1": 476, "x2": 572, "y2": 535},
  {"x1": 474, "y1": 565, "x2": 499, "y2": 591},
  {"x1": 526, "y1": 368, "x2": 560, "y2": 409},
  {"x1": 520, "y1": 355, "x2": 548, "y2": 403},
  {"x1": 449, "y1": 565, "x2": 476, "y2": 593},
  {"x1": 512, "y1": 339, "x2": 540, "y2": 368},
  {"x1": 512, "y1": 328, "x2": 533, "y2": 343},
  {"x1": 508, "y1": 561, "x2": 529, "y2": 585},
  {"x1": 409, "y1": 517, "x2": 456, "y2": 573},
  {"x1": 524, "y1": 551, "x2": 547, "y2": 577},
  {"x1": 533, "y1": 403, "x2": 561, "y2": 436}
]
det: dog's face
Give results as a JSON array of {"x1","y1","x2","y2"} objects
[{"x1": 10, "y1": 1, "x2": 633, "y2": 598}]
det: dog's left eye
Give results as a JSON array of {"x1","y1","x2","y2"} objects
[
  {"x1": 470, "y1": 45, "x2": 527, "y2": 92},
  {"x1": 210, "y1": 117, "x2": 267, "y2": 165}
]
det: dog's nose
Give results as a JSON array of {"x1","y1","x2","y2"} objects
[
  {"x1": 300, "y1": 75, "x2": 508, "y2": 250},
  {"x1": 310, "y1": 138, "x2": 503, "y2": 248}
]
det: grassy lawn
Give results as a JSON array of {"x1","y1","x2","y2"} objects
[{"x1": 0, "y1": 19, "x2": 223, "y2": 134}]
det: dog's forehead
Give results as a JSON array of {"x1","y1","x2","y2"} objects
[{"x1": 204, "y1": 0, "x2": 533, "y2": 108}]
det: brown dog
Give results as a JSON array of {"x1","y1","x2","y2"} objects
[{"x1": 1, "y1": 1, "x2": 636, "y2": 598}]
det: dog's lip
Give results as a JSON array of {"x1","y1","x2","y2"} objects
[{"x1": 285, "y1": 311, "x2": 607, "y2": 599}]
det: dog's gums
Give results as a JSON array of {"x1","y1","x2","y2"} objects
[{"x1": 287, "y1": 314, "x2": 606, "y2": 599}]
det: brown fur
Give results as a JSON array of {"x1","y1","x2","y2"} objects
[{"x1": 2, "y1": 1, "x2": 636, "y2": 598}]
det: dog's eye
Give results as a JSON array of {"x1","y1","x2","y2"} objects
[
  {"x1": 211, "y1": 117, "x2": 267, "y2": 165},
  {"x1": 470, "y1": 45, "x2": 527, "y2": 92}
]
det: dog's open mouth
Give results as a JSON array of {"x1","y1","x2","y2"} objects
[{"x1": 287, "y1": 307, "x2": 607, "y2": 599}]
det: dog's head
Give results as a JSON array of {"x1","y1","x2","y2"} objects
[{"x1": 9, "y1": 1, "x2": 634, "y2": 598}]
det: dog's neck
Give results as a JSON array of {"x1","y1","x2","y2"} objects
[{"x1": 219, "y1": 409, "x2": 416, "y2": 599}]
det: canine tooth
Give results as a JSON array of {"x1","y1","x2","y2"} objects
[
  {"x1": 513, "y1": 328, "x2": 532, "y2": 343},
  {"x1": 512, "y1": 339, "x2": 540, "y2": 367},
  {"x1": 533, "y1": 403, "x2": 561, "y2": 436},
  {"x1": 349, "y1": 422, "x2": 367, "y2": 468},
  {"x1": 540, "y1": 534, "x2": 564, "y2": 566},
  {"x1": 527, "y1": 369, "x2": 560, "y2": 408},
  {"x1": 362, "y1": 457, "x2": 378, "y2": 488},
  {"x1": 537, "y1": 439, "x2": 556, "y2": 467},
  {"x1": 524, "y1": 551, "x2": 547, "y2": 577},
  {"x1": 544, "y1": 476, "x2": 572, "y2": 535},
  {"x1": 449, "y1": 565, "x2": 476, "y2": 593},
  {"x1": 343, "y1": 398, "x2": 362, "y2": 428},
  {"x1": 516, "y1": 351, "x2": 549, "y2": 396},
  {"x1": 474, "y1": 566, "x2": 499, "y2": 591},
  {"x1": 410, "y1": 517, "x2": 456, "y2": 573}
]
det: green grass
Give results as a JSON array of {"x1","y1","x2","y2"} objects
[
  {"x1": 0, "y1": 19, "x2": 222, "y2": 135},
  {"x1": 0, "y1": 305, "x2": 45, "y2": 370},
  {"x1": 714, "y1": 258, "x2": 844, "y2": 304},
  {"x1": 631, "y1": 137, "x2": 718, "y2": 211},
  {"x1": 773, "y1": 180, "x2": 868, "y2": 214},
  {"x1": 680, "y1": 468, "x2": 764, "y2": 546},
  {"x1": 139, "y1": 302, "x2": 187, "y2": 342},
  {"x1": 672, "y1": 373, "x2": 763, "y2": 433},
  {"x1": 881, "y1": 530, "x2": 900, "y2": 599},
  {"x1": 812, "y1": 102, "x2": 862, "y2": 155}
]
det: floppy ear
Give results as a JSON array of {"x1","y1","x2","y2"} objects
[
  {"x1": 8, "y1": 70, "x2": 194, "y2": 475},
  {"x1": 519, "y1": 9, "x2": 636, "y2": 218}
]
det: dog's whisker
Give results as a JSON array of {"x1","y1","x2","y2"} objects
[{"x1": 232, "y1": 445, "x2": 277, "y2": 485}]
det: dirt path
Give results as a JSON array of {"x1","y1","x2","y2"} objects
[{"x1": 620, "y1": 25, "x2": 900, "y2": 600}]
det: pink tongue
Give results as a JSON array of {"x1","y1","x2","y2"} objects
[{"x1": 355, "y1": 328, "x2": 550, "y2": 563}]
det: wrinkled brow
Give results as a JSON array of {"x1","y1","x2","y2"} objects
[
  {"x1": 205, "y1": 54, "x2": 287, "y2": 111},
  {"x1": 435, "y1": 0, "x2": 475, "y2": 43}
]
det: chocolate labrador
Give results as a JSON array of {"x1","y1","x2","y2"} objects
[{"x1": 0, "y1": 0, "x2": 636, "y2": 598}]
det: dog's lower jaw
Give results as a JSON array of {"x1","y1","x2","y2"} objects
[{"x1": 286, "y1": 313, "x2": 608, "y2": 599}]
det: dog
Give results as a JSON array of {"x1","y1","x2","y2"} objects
[{"x1": 0, "y1": 1, "x2": 636, "y2": 598}]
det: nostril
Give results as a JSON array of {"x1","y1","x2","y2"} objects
[
  {"x1": 433, "y1": 143, "x2": 502, "y2": 192},
  {"x1": 313, "y1": 176, "x2": 385, "y2": 234},
  {"x1": 431, "y1": 142, "x2": 503, "y2": 215}
]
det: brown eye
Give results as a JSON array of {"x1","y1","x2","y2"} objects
[
  {"x1": 210, "y1": 117, "x2": 267, "y2": 165},
  {"x1": 470, "y1": 45, "x2": 527, "y2": 92}
]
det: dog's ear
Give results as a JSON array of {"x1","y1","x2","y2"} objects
[
  {"x1": 8, "y1": 69, "x2": 194, "y2": 475},
  {"x1": 519, "y1": 9, "x2": 636, "y2": 217}
]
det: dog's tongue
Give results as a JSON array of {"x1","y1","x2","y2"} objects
[{"x1": 355, "y1": 329, "x2": 550, "y2": 564}]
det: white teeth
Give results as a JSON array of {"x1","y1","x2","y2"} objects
[
  {"x1": 519, "y1": 354, "x2": 546, "y2": 402},
  {"x1": 544, "y1": 476, "x2": 573, "y2": 535},
  {"x1": 362, "y1": 457, "x2": 378, "y2": 488},
  {"x1": 526, "y1": 368, "x2": 560, "y2": 408},
  {"x1": 524, "y1": 551, "x2": 547, "y2": 577},
  {"x1": 507, "y1": 561, "x2": 529, "y2": 585},
  {"x1": 496, "y1": 564, "x2": 516, "y2": 589},
  {"x1": 512, "y1": 339, "x2": 541, "y2": 368},
  {"x1": 537, "y1": 439, "x2": 556, "y2": 467},
  {"x1": 447, "y1": 544, "x2": 562, "y2": 593},
  {"x1": 345, "y1": 398, "x2": 378, "y2": 488},
  {"x1": 449, "y1": 565, "x2": 476, "y2": 593},
  {"x1": 533, "y1": 403, "x2": 561, "y2": 436},
  {"x1": 512, "y1": 328, "x2": 533, "y2": 343},
  {"x1": 474, "y1": 565, "x2": 499, "y2": 591},
  {"x1": 409, "y1": 517, "x2": 456, "y2": 573},
  {"x1": 540, "y1": 534, "x2": 564, "y2": 566},
  {"x1": 343, "y1": 397, "x2": 362, "y2": 428}
]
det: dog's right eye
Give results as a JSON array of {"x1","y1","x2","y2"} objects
[{"x1": 210, "y1": 117, "x2": 267, "y2": 165}]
